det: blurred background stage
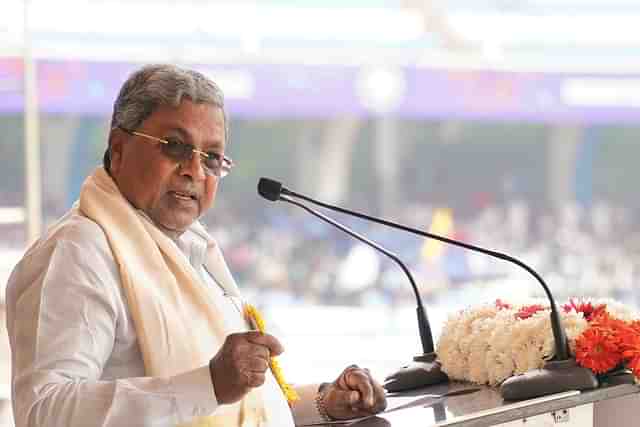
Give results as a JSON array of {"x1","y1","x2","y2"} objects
[{"x1": 3, "y1": 1, "x2": 640, "y2": 425}]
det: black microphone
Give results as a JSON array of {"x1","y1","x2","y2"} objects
[
  {"x1": 258, "y1": 177, "x2": 602, "y2": 399},
  {"x1": 258, "y1": 178, "x2": 448, "y2": 392}
]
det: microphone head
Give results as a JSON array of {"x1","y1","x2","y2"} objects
[{"x1": 258, "y1": 178, "x2": 283, "y2": 201}]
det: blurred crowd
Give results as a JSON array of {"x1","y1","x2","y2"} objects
[
  {"x1": 206, "y1": 198, "x2": 640, "y2": 310},
  {"x1": 2, "y1": 197, "x2": 639, "y2": 310}
]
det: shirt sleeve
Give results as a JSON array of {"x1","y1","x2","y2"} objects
[{"x1": 7, "y1": 231, "x2": 219, "y2": 427}]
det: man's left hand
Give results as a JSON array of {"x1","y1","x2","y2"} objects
[{"x1": 322, "y1": 365, "x2": 387, "y2": 420}]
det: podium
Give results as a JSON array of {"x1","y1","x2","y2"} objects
[{"x1": 311, "y1": 382, "x2": 640, "y2": 426}]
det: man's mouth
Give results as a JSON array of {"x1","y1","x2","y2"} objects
[{"x1": 170, "y1": 191, "x2": 198, "y2": 201}]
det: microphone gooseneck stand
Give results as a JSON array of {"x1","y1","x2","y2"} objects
[
  {"x1": 258, "y1": 178, "x2": 447, "y2": 392},
  {"x1": 259, "y1": 178, "x2": 603, "y2": 399}
]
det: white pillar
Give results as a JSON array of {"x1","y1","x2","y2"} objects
[
  {"x1": 24, "y1": 0, "x2": 42, "y2": 243},
  {"x1": 293, "y1": 121, "x2": 320, "y2": 193},
  {"x1": 314, "y1": 117, "x2": 361, "y2": 204},
  {"x1": 374, "y1": 117, "x2": 399, "y2": 217},
  {"x1": 547, "y1": 125, "x2": 582, "y2": 209}
]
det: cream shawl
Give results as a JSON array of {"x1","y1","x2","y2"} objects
[{"x1": 78, "y1": 168, "x2": 266, "y2": 426}]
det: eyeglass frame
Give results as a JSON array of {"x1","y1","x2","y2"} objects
[{"x1": 117, "y1": 125, "x2": 234, "y2": 178}]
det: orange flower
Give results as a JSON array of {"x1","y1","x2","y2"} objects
[
  {"x1": 622, "y1": 334, "x2": 640, "y2": 378},
  {"x1": 590, "y1": 312, "x2": 631, "y2": 338},
  {"x1": 615, "y1": 319, "x2": 640, "y2": 377},
  {"x1": 575, "y1": 326, "x2": 622, "y2": 374},
  {"x1": 629, "y1": 320, "x2": 640, "y2": 335},
  {"x1": 586, "y1": 312, "x2": 640, "y2": 376}
]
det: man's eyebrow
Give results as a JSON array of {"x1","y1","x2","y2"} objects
[
  {"x1": 165, "y1": 126, "x2": 191, "y2": 141},
  {"x1": 166, "y1": 126, "x2": 224, "y2": 150}
]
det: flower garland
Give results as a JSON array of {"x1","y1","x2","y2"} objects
[
  {"x1": 244, "y1": 303, "x2": 300, "y2": 405},
  {"x1": 436, "y1": 298, "x2": 640, "y2": 386}
]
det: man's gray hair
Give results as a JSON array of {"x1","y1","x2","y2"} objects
[{"x1": 104, "y1": 64, "x2": 227, "y2": 172}]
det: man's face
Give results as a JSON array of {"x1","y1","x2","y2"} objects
[{"x1": 109, "y1": 100, "x2": 225, "y2": 236}]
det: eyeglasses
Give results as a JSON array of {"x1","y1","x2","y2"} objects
[{"x1": 118, "y1": 126, "x2": 234, "y2": 178}]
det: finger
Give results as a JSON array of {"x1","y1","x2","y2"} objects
[
  {"x1": 226, "y1": 337, "x2": 270, "y2": 366},
  {"x1": 229, "y1": 333, "x2": 279, "y2": 362},
  {"x1": 355, "y1": 371, "x2": 387, "y2": 413},
  {"x1": 239, "y1": 356, "x2": 270, "y2": 373},
  {"x1": 361, "y1": 369, "x2": 386, "y2": 411},
  {"x1": 244, "y1": 331, "x2": 285, "y2": 356},
  {"x1": 331, "y1": 388, "x2": 361, "y2": 414},
  {"x1": 348, "y1": 390, "x2": 360, "y2": 408},
  {"x1": 243, "y1": 370, "x2": 266, "y2": 388},
  {"x1": 243, "y1": 343, "x2": 270, "y2": 362},
  {"x1": 370, "y1": 378, "x2": 387, "y2": 413},
  {"x1": 345, "y1": 369, "x2": 375, "y2": 408},
  {"x1": 336, "y1": 365, "x2": 360, "y2": 389}
]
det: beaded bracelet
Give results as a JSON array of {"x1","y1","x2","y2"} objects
[{"x1": 314, "y1": 383, "x2": 333, "y2": 422}]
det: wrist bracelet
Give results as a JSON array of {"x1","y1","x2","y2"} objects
[{"x1": 314, "y1": 385, "x2": 333, "y2": 422}]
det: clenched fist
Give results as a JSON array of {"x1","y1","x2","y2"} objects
[
  {"x1": 209, "y1": 331, "x2": 284, "y2": 404},
  {"x1": 323, "y1": 365, "x2": 387, "y2": 420}
]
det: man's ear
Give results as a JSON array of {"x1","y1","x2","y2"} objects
[{"x1": 108, "y1": 129, "x2": 126, "y2": 175}]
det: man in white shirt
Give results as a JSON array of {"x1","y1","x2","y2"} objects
[{"x1": 6, "y1": 64, "x2": 386, "y2": 427}]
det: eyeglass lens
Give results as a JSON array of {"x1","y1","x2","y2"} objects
[{"x1": 162, "y1": 140, "x2": 225, "y2": 176}]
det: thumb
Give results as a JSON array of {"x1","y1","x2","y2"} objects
[{"x1": 333, "y1": 388, "x2": 361, "y2": 408}]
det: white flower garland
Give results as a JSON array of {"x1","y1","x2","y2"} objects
[{"x1": 436, "y1": 298, "x2": 639, "y2": 386}]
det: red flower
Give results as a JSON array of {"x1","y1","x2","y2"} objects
[
  {"x1": 563, "y1": 299, "x2": 607, "y2": 322},
  {"x1": 575, "y1": 326, "x2": 623, "y2": 374},
  {"x1": 622, "y1": 334, "x2": 640, "y2": 378},
  {"x1": 611, "y1": 318, "x2": 640, "y2": 377},
  {"x1": 516, "y1": 304, "x2": 546, "y2": 320},
  {"x1": 590, "y1": 312, "x2": 630, "y2": 335},
  {"x1": 629, "y1": 320, "x2": 640, "y2": 335},
  {"x1": 495, "y1": 299, "x2": 512, "y2": 310}
]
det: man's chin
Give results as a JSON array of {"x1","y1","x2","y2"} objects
[{"x1": 154, "y1": 217, "x2": 197, "y2": 238}]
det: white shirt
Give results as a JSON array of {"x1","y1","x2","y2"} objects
[{"x1": 6, "y1": 209, "x2": 320, "y2": 427}]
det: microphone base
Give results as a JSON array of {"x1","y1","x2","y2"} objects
[
  {"x1": 500, "y1": 359, "x2": 599, "y2": 401},
  {"x1": 383, "y1": 352, "x2": 449, "y2": 393},
  {"x1": 600, "y1": 369, "x2": 636, "y2": 386}
]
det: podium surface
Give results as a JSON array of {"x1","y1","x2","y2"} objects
[{"x1": 307, "y1": 382, "x2": 640, "y2": 426}]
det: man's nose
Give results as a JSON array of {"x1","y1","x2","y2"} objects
[{"x1": 180, "y1": 152, "x2": 207, "y2": 181}]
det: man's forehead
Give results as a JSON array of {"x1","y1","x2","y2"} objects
[
  {"x1": 146, "y1": 103, "x2": 225, "y2": 133},
  {"x1": 149, "y1": 101, "x2": 223, "y2": 120}
]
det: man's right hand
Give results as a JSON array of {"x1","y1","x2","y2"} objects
[{"x1": 209, "y1": 331, "x2": 284, "y2": 404}]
